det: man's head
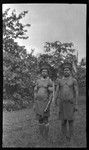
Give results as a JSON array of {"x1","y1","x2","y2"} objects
[
  {"x1": 41, "y1": 68, "x2": 48, "y2": 77},
  {"x1": 62, "y1": 61, "x2": 72, "y2": 77},
  {"x1": 63, "y1": 67, "x2": 71, "y2": 77}
]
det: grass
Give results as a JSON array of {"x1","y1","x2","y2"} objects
[{"x1": 3, "y1": 95, "x2": 86, "y2": 148}]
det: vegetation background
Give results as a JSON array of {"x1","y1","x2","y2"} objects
[
  {"x1": 3, "y1": 9, "x2": 86, "y2": 148},
  {"x1": 3, "y1": 9, "x2": 86, "y2": 110}
]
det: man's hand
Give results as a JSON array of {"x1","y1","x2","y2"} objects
[
  {"x1": 74, "y1": 96, "x2": 78, "y2": 111},
  {"x1": 48, "y1": 87, "x2": 53, "y2": 92},
  {"x1": 33, "y1": 104, "x2": 36, "y2": 112},
  {"x1": 74, "y1": 104, "x2": 78, "y2": 112}
]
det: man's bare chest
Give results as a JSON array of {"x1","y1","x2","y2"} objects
[
  {"x1": 60, "y1": 77, "x2": 74, "y2": 89},
  {"x1": 38, "y1": 78, "x2": 49, "y2": 88}
]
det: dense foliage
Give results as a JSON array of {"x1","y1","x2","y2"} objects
[
  {"x1": 77, "y1": 61, "x2": 86, "y2": 95},
  {"x1": 3, "y1": 9, "x2": 37, "y2": 109},
  {"x1": 3, "y1": 9, "x2": 86, "y2": 111}
]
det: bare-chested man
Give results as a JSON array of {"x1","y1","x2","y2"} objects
[
  {"x1": 54, "y1": 60, "x2": 78, "y2": 141},
  {"x1": 34, "y1": 64, "x2": 53, "y2": 138}
]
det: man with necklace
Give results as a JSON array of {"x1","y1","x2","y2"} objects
[
  {"x1": 34, "y1": 63, "x2": 53, "y2": 138},
  {"x1": 54, "y1": 60, "x2": 78, "y2": 142}
]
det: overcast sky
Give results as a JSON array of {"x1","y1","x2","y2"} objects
[{"x1": 3, "y1": 4, "x2": 86, "y2": 61}]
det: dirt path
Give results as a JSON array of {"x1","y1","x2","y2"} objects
[{"x1": 3, "y1": 97, "x2": 86, "y2": 148}]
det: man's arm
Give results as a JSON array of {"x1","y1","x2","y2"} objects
[
  {"x1": 73, "y1": 79, "x2": 79, "y2": 105},
  {"x1": 48, "y1": 78, "x2": 53, "y2": 93},
  {"x1": 44, "y1": 78, "x2": 53, "y2": 112},
  {"x1": 34, "y1": 81, "x2": 38, "y2": 100},
  {"x1": 54, "y1": 83, "x2": 59, "y2": 105}
]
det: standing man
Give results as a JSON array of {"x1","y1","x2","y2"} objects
[
  {"x1": 54, "y1": 60, "x2": 78, "y2": 141},
  {"x1": 34, "y1": 64, "x2": 53, "y2": 138}
]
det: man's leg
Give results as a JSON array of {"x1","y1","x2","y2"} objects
[
  {"x1": 61, "y1": 119, "x2": 67, "y2": 138},
  {"x1": 43, "y1": 116, "x2": 49, "y2": 139},
  {"x1": 39, "y1": 116, "x2": 45, "y2": 136},
  {"x1": 68, "y1": 120, "x2": 74, "y2": 141}
]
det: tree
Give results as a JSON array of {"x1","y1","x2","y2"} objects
[
  {"x1": 3, "y1": 8, "x2": 30, "y2": 40},
  {"x1": 3, "y1": 8, "x2": 38, "y2": 109},
  {"x1": 77, "y1": 57, "x2": 86, "y2": 95},
  {"x1": 80, "y1": 57, "x2": 86, "y2": 67},
  {"x1": 41, "y1": 41, "x2": 77, "y2": 77}
]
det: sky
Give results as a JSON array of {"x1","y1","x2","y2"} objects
[{"x1": 3, "y1": 4, "x2": 86, "y2": 62}]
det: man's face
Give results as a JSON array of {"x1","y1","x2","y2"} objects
[
  {"x1": 64, "y1": 67, "x2": 71, "y2": 77},
  {"x1": 41, "y1": 69, "x2": 48, "y2": 77}
]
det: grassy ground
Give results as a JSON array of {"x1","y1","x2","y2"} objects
[{"x1": 3, "y1": 95, "x2": 86, "y2": 148}]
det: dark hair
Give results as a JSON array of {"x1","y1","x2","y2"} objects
[{"x1": 63, "y1": 66, "x2": 71, "y2": 71}]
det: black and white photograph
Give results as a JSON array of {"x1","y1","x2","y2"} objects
[{"x1": 3, "y1": 3, "x2": 86, "y2": 148}]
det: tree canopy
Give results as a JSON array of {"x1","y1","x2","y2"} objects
[{"x1": 3, "y1": 9, "x2": 37, "y2": 108}]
